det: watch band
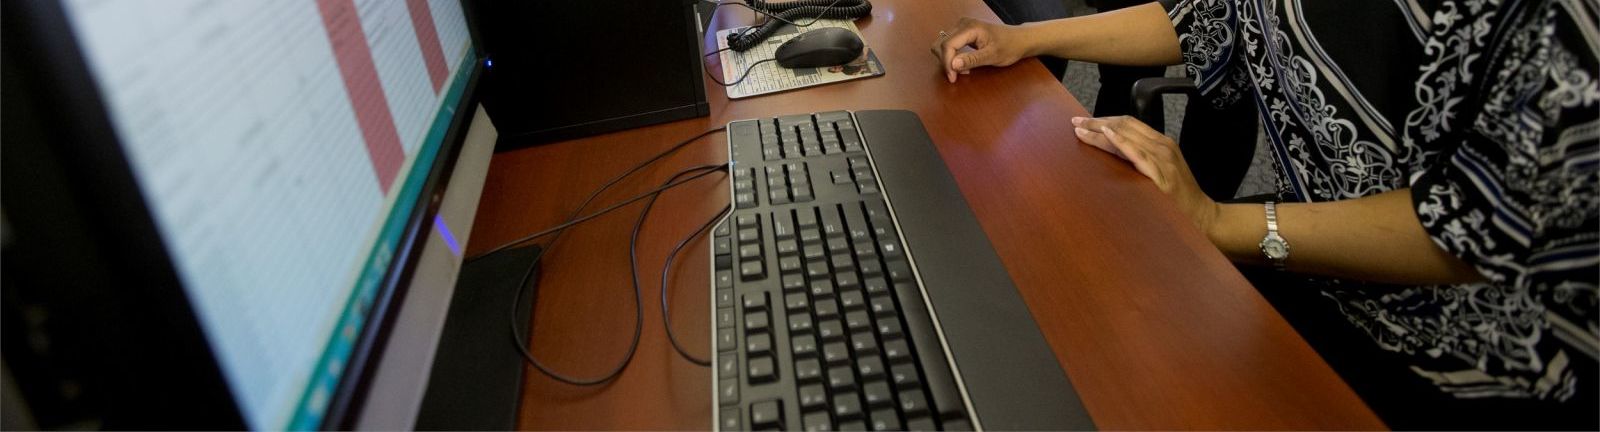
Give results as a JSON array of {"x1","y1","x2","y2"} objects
[{"x1": 1264, "y1": 201, "x2": 1279, "y2": 233}]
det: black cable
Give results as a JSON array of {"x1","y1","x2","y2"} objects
[
  {"x1": 509, "y1": 164, "x2": 728, "y2": 386},
  {"x1": 724, "y1": 0, "x2": 870, "y2": 51},
  {"x1": 468, "y1": 127, "x2": 726, "y2": 263},
  {"x1": 658, "y1": 205, "x2": 731, "y2": 366},
  {"x1": 490, "y1": 166, "x2": 729, "y2": 260},
  {"x1": 629, "y1": 167, "x2": 729, "y2": 367},
  {"x1": 705, "y1": 58, "x2": 778, "y2": 87}
]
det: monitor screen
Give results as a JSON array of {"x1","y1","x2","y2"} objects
[{"x1": 56, "y1": 0, "x2": 474, "y2": 429}]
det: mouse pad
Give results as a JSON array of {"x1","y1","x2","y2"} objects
[{"x1": 714, "y1": 20, "x2": 885, "y2": 99}]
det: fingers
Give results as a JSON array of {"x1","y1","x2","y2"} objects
[
  {"x1": 938, "y1": 27, "x2": 984, "y2": 82},
  {"x1": 1073, "y1": 115, "x2": 1168, "y2": 143},
  {"x1": 1101, "y1": 126, "x2": 1165, "y2": 186}
]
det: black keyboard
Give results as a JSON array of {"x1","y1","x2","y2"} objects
[{"x1": 710, "y1": 111, "x2": 973, "y2": 431}]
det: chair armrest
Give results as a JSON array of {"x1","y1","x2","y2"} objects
[{"x1": 1130, "y1": 77, "x2": 1197, "y2": 126}]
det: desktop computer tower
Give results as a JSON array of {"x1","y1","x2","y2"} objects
[{"x1": 465, "y1": 0, "x2": 711, "y2": 147}]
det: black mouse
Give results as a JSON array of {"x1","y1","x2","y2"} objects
[{"x1": 774, "y1": 27, "x2": 865, "y2": 69}]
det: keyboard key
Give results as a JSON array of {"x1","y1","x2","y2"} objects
[
  {"x1": 744, "y1": 313, "x2": 769, "y2": 333},
  {"x1": 736, "y1": 192, "x2": 757, "y2": 209},
  {"x1": 838, "y1": 420, "x2": 866, "y2": 431},
  {"x1": 717, "y1": 272, "x2": 734, "y2": 290},
  {"x1": 833, "y1": 394, "x2": 863, "y2": 420},
  {"x1": 773, "y1": 211, "x2": 796, "y2": 240},
  {"x1": 737, "y1": 213, "x2": 758, "y2": 229},
  {"x1": 796, "y1": 208, "x2": 818, "y2": 229},
  {"x1": 863, "y1": 381, "x2": 893, "y2": 408},
  {"x1": 806, "y1": 262, "x2": 830, "y2": 279},
  {"x1": 845, "y1": 310, "x2": 871, "y2": 331},
  {"x1": 815, "y1": 299, "x2": 840, "y2": 319},
  {"x1": 803, "y1": 411, "x2": 833, "y2": 432},
  {"x1": 740, "y1": 261, "x2": 766, "y2": 281},
  {"x1": 715, "y1": 238, "x2": 732, "y2": 256},
  {"x1": 748, "y1": 333, "x2": 772, "y2": 355},
  {"x1": 827, "y1": 237, "x2": 850, "y2": 254},
  {"x1": 777, "y1": 239, "x2": 799, "y2": 256},
  {"x1": 738, "y1": 228, "x2": 761, "y2": 244},
  {"x1": 827, "y1": 366, "x2": 857, "y2": 391},
  {"x1": 799, "y1": 384, "x2": 828, "y2": 411},
  {"x1": 884, "y1": 340, "x2": 912, "y2": 364},
  {"x1": 839, "y1": 290, "x2": 865, "y2": 309},
  {"x1": 818, "y1": 320, "x2": 844, "y2": 341},
  {"x1": 859, "y1": 258, "x2": 883, "y2": 277},
  {"x1": 782, "y1": 274, "x2": 806, "y2": 292},
  {"x1": 898, "y1": 390, "x2": 929, "y2": 416},
  {"x1": 780, "y1": 256, "x2": 803, "y2": 274},
  {"x1": 785, "y1": 292, "x2": 810, "y2": 311},
  {"x1": 944, "y1": 418, "x2": 973, "y2": 431},
  {"x1": 864, "y1": 277, "x2": 888, "y2": 294},
  {"x1": 718, "y1": 329, "x2": 735, "y2": 351},
  {"x1": 823, "y1": 342, "x2": 849, "y2": 365},
  {"x1": 789, "y1": 313, "x2": 814, "y2": 332},
  {"x1": 869, "y1": 409, "x2": 901, "y2": 431},
  {"x1": 715, "y1": 219, "x2": 731, "y2": 237},
  {"x1": 857, "y1": 356, "x2": 885, "y2": 380},
  {"x1": 869, "y1": 296, "x2": 896, "y2": 317},
  {"x1": 792, "y1": 334, "x2": 818, "y2": 357},
  {"x1": 749, "y1": 356, "x2": 776, "y2": 384},
  {"x1": 800, "y1": 230, "x2": 822, "y2": 246},
  {"x1": 770, "y1": 189, "x2": 792, "y2": 204},
  {"x1": 716, "y1": 254, "x2": 732, "y2": 270},
  {"x1": 831, "y1": 254, "x2": 855, "y2": 272},
  {"x1": 821, "y1": 207, "x2": 845, "y2": 238},
  {"x1": 890, "y1": 363, "x2": 920, "y2": 388},
  {"x1": 792, "y1": 186, "x2": 814, "y2": 202},
  {"x1": 717, "y1": 290, "x2": 733, "y2": 308},
  {"x1": 877, "y1": 320, "x2": 904, "y2": 339},
  {"x1": 803, "y1": 246, "x2": 827, "y2": 262},
  {"x1": 809, "y1": 281, "x2": 835, "y2": 297},
  {"x1": 721, "y1": 407, "x2": 742, "y2": 430},
  {"x1": 904, "y1": 417, "x2": 935, "y2": 432},
  {"x1": 795, "y1": 358, "x2": 822, "y2": 382},
  {"x1": 880, "y1": 238, "x2": 903, "y2": 260},
  {"x1": 717, "y1": 309, "x2": 734, "y2": 329},
  {"x1": 742, "y1": 293, "x2": 768, "y2": 311},
  {"x1": 720, "y1": 379, "x2": 739, "y2": 405},
  {"x1": 887, "y1": 261, "x2": 913, "y2": 282},
  {"x1": 739, "y1": 244, "x2": 762, "y2": 260},
  {"x1": 851, "y1": 333, "x2": 879, "y2": 356},
  {"x1": 750, "y1": 400, "x2": 783, "y2": 430},
  {"x1": 833, "y1": 171, "x2": 852, "y2": 184},
  {"x1": 842, "y1": 203, "x2": 871, "y2": 240}
]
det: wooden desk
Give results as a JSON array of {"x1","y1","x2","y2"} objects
[{"x1": 467, "y1": 0, "x2": 1385, "y2": 428}]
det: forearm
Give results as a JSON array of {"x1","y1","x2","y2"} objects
[
  {"x1": 1019, "y1": 2, "x2": 1181, "y2": 66},
  {"x1": 1208, "y1": 189, "x2": 1484, "y2": 285}
]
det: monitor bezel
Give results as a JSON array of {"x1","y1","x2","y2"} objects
[{"x1": 1, "y1": 0, "x2": 485, "y2": 428}]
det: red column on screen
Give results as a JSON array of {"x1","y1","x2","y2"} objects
[
  {"x1": 406, "y1": 0, "x2": 451, "y2": 93},
  {"x1": 316, "y1": 0, "x2": 405, "y2": 194}
]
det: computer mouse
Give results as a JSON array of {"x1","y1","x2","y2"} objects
[{"x1": 774, "y1": 27, "x2": 865, "y2": 69}]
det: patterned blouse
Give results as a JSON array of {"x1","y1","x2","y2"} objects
[{"x1": 1169, "y1": 0, "x2": 1598, "y2": 401}]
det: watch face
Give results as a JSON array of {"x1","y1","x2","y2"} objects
[{"x1": 1262, "y1": 239, "x2": 1289, "y2": 260}]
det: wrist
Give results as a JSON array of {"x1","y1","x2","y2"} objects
[{"x1": 1208, "y1": 203, "x2": 1267, "y2": 264}]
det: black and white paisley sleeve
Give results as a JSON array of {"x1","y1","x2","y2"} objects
[
  {"x1": 1404, "y1": 0, "x2": 1598, "y2": 349},
  {"x1": 1169, "y1": 0, "x2": 1248, "y2": 105}
]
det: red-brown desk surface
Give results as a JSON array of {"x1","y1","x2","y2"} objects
[{"x1": 466, "y1": 0, "x2": 1385, "y2": 428}]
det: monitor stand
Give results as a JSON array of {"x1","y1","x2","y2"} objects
[{"x1": 415, "y1": 245, "x2": 541, "y2": 430}]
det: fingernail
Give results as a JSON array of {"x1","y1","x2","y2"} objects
[
  {"x1": 1070, "y1": 117, "x2": 1084, "y2": 126},
  {"x1": 1074, "y1": 127, "x2": 1088, "y2": 136},
  {"x1": 952, "y1": 58, "x2": 965, "y2": 70},
  {"x1": 1101, "y1": 126, "x2": 1115, "y2": 136}
]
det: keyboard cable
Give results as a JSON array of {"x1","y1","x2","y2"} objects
[
  {"x1": 630, "y1": 168, "x2": 732, "y2": 367},
  {"x1": 656, "y1": 204, "x2": 732, "y2": 366},
  {"x1": 467, "y1": 126, "x2": 727, "y2": 263},
  {"x1": 509, "y1": 163, "x2": 729, "y2": 386}
]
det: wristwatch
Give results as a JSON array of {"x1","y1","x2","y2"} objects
[{"x1": 1259, "y1": 201, "x2": 1290, "y2": 269}]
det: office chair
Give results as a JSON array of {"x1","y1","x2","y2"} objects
[{"x1": 1130, "y1": 77, "x2": 1259, "y2": 201}]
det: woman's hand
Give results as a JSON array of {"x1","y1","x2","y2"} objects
[
  {"x1": 932, "y1": 17, "x2": 1031, "y2": 83},
  {"x1": 1072, "y1": 116, "x2": 1221, "y2": 236}
]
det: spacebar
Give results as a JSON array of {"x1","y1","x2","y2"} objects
[{"x1": 893, "y1": 280, "x2": 967, "y2": 423}]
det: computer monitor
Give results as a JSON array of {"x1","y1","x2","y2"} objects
[{"x1": 1, "y1": 0, "x2": 488, "y2": 429}]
